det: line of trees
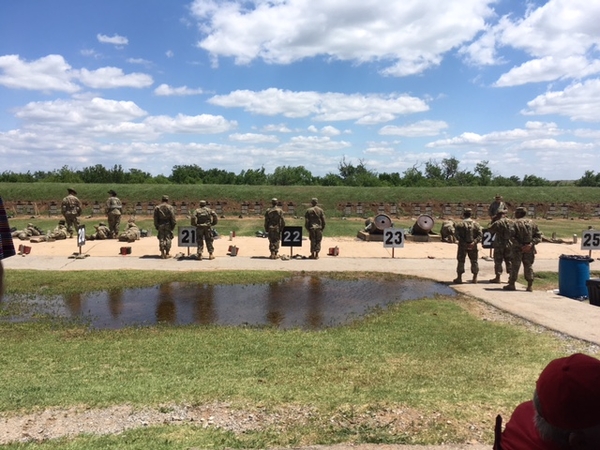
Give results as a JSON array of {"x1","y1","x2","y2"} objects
[{"x1": 0, "y1": 157, "x2": 588, "y2": 187}]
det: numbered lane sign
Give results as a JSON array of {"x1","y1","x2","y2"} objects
[
  {"x1": 482, "y1": 229, "x2": 495, "y2": 249},
  {"x1": 77, "y1": 225, "x2": 86, "y2": 247},
  {"x1": 581, "y1": 229, "x2": 600, "y2": 250},
  {"x1": 178, "y1": 226, "x2": 198, "y2": 247},
  {"x1": 383, "y1": 228, "x2": 404, "y2": 248},
  {"x1": 281, "y1": 226, "x2": 303, "y2": 247}
]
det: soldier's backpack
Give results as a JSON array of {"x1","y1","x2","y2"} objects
[
  {"x1": 195, "y1": 208, "x2": 212, "y2": 226},
  {"x1": 266, "y1": 208, "x2": 281, "y2": 227},
  {"x1": 463, "y1": 220, "x2": 475, "y2": 243}
]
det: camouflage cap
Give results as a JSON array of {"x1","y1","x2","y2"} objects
[
  {"x1": 463, "y1": 207, "x2": 472, "y2": 213},
  {"x1": 67, "y1": 187, "x2": 77, "y2": 195},
  {"x1": 162, "y1": 195, "x2": 169, "y2": 201},
  {"x1": 199, "y1": 200, "x2": 207, "y2": 206},
  {"x1": 58, "y1": 220, "x2": 66, "y2": 225},
  {"x1": 108, "y1": 189, "x2": 117, "y2": 196},
  {"x1": 495, "y1": 194, "x2": 502, "y2": 199},
  {"x1": 271, "y1": 198, "x2": 278, "y2": 204},
  {"x1": 98, "y1": 222, "x2": 106, "y2": 226},
  {"x1": 27, "y1": 222, "x2": 34, "y2": 227},
  {"x1": 515, "y1": 206, "x2": 527, "y2": 214},
  {"x1": 311, "y1": 197, "x2": 318, "y2": 204}
]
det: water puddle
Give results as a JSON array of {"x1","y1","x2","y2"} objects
[{"x1": 1, "y1": 276, "x2": 455, "y2": 329}]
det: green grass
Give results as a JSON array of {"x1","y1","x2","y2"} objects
[
  {"x1": 1, "y1": 270, "x2": 599, "y2": 448},
  {"x1": 3, "y1": 182, "x2": 600, "y2": 218}
]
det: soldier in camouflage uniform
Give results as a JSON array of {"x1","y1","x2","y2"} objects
[
  {"x1": 488, "y1": 194, "x2": 506, "y2": 222},
  {"x1": 40, "y1": 220, "x2": 68, "y2": 241},
  {"x1": 118, "y1": 219, "x2": 141, "y2": 242},
  {"x1": 504, "y1": 206, "x2": 542, "y2": 292},
  {"x1": 87, "y1": 222, "x2": 110, "y2": 240},
  {"x1": 440, "y1": 218, "x2": 456, "y2": 243},
  {"x1": 487, "y1": 209, "x2": 513, "y2": 283},
  {"x1": 105, "y1": 190, "x2": 122, "y2": 239},
  {"x1": 11, "y1": 223, "x2": 42, "y2": 241},
  {"x1": 264, "y1": 198, "x2": 285, "y2": 259},
  {"x1": 153, "y1": 195, "x2": 177, "y2": 259},
  {"x1": 192, "y1": 200, "x2": 218, "y2": 260},
  {"x1": 61, "y1": 188, "x2": 82, "y2": 238},
  {"x1": 453, "y1": 208, "x2": 482, "y2": 284},
  {"x1": 304, "y1": 197, "x2": 326, "y2": 259}
]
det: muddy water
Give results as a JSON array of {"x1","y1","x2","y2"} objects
[{"x1": 2, "y1": 276, "x2": 455, "y2": 329}]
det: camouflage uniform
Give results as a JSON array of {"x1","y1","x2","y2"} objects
[
  {"x1": 488, "y1": 195, "x2": 506, "y2": 221},
  {"x1": 440, "y1": 219, "x2": 456, "y2": 243},
  {"x1": 192, "y1": 201, "x2": 218, "y2": 260},
  {"x1": 87, "y1": 222, "x2": 110, "y2": 240},
  {"x1": 487, "y1": 212, "x2": 514, "y2": 283},
  {"x1": 264, "y1": 198, "x2": 285, "y2": 259},
  {"x1": 105, "y1": 190, "x2": 122, "y2": 238},
  {"x1": 12, "y1": 223, "x2": 42, "y2": 241},
  {"x1": 118, "y1": 220, "x2": 141, "y2": 242},
  {"x1": 153, "y1": 196, "x2": 177, "y2": 259},
  {"x1": 46, "y1": 221, "x2": 68, "y2": 240},
  {"x1": 453, "y1": 209, "x2": 482, "y2": 283},
  {"x1": 304, "y1": 198, "x2": 326, "y2": 259},
  {"x1": 61, "y1": 188, "x2": 82, "y2": 238},
  {"x1": 505, "y1": 207, "x2": 542, "y2": 292}
]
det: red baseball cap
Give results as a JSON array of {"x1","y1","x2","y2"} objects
[{"x1": 536, "y1": 353, "x2": 600, "y2": 430}]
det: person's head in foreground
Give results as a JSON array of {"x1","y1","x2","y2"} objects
[
  {"x1": 534, "y1": 353, "x2": 600, "y2": 449},
  {"x1": 501, "y1": 353, "x2": 600, "y2": 449}
]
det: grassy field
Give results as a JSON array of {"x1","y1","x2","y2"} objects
[
  {"x1": 3, "y1": 182, "x2": 600, "y2": 218},
  {"x1": 1, "y1": 269, "x2": 599, "y2": 449},
  {"x1": 2, "y1": 182, "x2": 600, "y2": 448}
]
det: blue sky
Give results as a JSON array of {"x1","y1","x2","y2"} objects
[{"x1": 1, "y1": 0, "x2": 599, "y2": 180}]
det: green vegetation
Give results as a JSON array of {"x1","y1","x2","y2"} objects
[{"x1": 2, "y1": 269, "x2": 599, "y2": 448}]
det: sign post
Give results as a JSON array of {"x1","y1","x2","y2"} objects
[
  {"x1": 76, "y1": 224, "x2": 86, "y2": 257},
  {"x1": 178, "y1": 226, "x2": 198, "y2": 256},
  {"x1": 281, "y1": 226, "x2": 303, "y2": 258},
  {"x1": 383, "y1": 227, "x2": 404, "y2": 258}
]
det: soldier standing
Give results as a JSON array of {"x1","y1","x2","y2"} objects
[
  {"x1": 264, "y1": 198, "x2": 285, "y2": 259},
  {"x1": 61, "y1": 188, "x2": 82, "y2": 238},
  {"x1": 488, "y1": 194, "x2": 506, "y2": 221},
  {"x1": 504, "y1": 206, "x2": 542, "y2": 292},
  {"x1": 453, "y1": 208, "x2": 482, "y2": 284},
  {"x1": 153, "y1": 195, "x2": 177, "y2": 259},
  {"x1": 192, "y1": 200, "x2": 218, "y2": 260},
  {"x1": 105, "y1": 190, "x2": 122, "y2": 238},
  {"x1": 488, "y1": 209, "x2": 513, "y2": 284},
  {"x1": 304, "y1": 197, "x2": 326, "y2": 259}
]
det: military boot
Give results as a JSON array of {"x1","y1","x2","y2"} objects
[
  {"x1": 197, "y1": 253, "x2": 203, "y2": 261},
  {"x1": 270, "y1": 252, "x2": 276, "y2": 259},
  {"x1": 160, "y1": 250, "x2": 166, "y2": 259},
  {"x1": 472, "y1": 274, "x2": 478, "y2": 284},
  {"x1": 489, "y1": 275, "x2": 501, "y2": 283},
  {"x1": 503, "y1": 283, "x2": 516, "y2": 291},
  {"x1": 209, "y1": 253, "x2": 215, "y2": 260},
  {"x1": 453, "y1": 275, "x2": 463, "y2": 284},
  {"x1": 526, "y1": 281, "x2": 533, "y2": 292},
  {"x1": 314, "y1": 252, "x2": 319, "y2": 260}
]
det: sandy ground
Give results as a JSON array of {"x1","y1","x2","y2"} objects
[{"x1": 13, "y1": 232, "x2": 587, "y2": 261}]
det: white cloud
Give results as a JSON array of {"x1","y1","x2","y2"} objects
[
  {"x1": 262, "y1": 123, "x2": 293, "y2": 133},
  {"x1": 97, "y1": 33, "x2": 129, "y2": 46},
  {"x1": 0, "y1": 54, "x2": 79, "y2": 92},
  {"x1": 190, "y1": 0, "x2": 494, "y2": 76},
  {"x1": 144, "y1": 113, "x2": 237, "y2": 134},
  {"x1": 79, "y1": 67, "x2": 153, "y2": 89},
  {"x1": 467, "y1": 1, "x2": 600, "y2": 85},
  {"x1": 427, "y1": 121, "x2": 563, "y2": 148},
  {"x1": 166, "y1": 50, "x2": 175, "y2": 58},
  {"x1": 154, "y1": 83, "x2": 204, "y2": 96},
  {"x1": 522, "y1": 79, "x2": 600, "y2": 122},
  {"x1": 228, "y1": 132, "x2": 279, "y2": 143},
  {"x1": 380, "y1": 120, "x2": 448, "y2": 137},
  {"x1": 0, "y1": 54, "x2": 154, "y2": 92},
  {"x1": 208, "y1": 88, "x2": 428, "y2": 122}
]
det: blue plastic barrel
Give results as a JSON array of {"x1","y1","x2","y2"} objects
[{"x1": 558, "y1": 254, "x2": 593, "y2": 299}]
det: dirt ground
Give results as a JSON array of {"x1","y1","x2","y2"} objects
[{"x1": 13, "y1": 232, "x2": 585, "y2": 261}]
